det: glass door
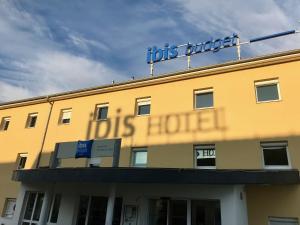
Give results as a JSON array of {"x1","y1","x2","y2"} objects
[
  {"x1": 76, "y1": 196, "x2": 123, "y2": 225},
  {"x1": 149, "y1": 199, "x2": 187, "y2": 225},
  {"x1": 149, "y1": 199, "x2": 221, "y2": 225},
  {"x1": 191, "y1": 200, "x2": 221, "y2": 225},
  {"x1": 21, "y1": 192, "x2": 45, "y2": 225}
]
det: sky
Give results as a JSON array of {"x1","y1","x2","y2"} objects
[{"x1": 0, "y1": 0, "x2": 300, "y2": 102}]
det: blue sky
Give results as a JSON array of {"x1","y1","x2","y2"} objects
[{"x1": 0, "y1": 0, "x2": 300, "y2": 102}]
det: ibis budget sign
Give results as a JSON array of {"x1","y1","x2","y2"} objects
[{"x1": 146, "y1": 33, "x2": 239, "y2": 64}]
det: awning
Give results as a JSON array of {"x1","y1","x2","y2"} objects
[{"x1": 12, "y1": 167, "x2": 300, "y2": 185}]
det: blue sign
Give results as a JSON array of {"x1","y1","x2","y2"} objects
[
  {"x1": 147, "y1": 33, "x2": 239, "y2": 64},
  {"x1": 75, "y1": 140, "x2": 94, "y2": 158}
]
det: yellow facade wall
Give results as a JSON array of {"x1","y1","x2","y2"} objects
[{"x1": 0, "y1": 52, "x2": 300, "y2": 223}]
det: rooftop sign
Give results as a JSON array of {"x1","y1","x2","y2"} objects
[
  {"x1": 146, "y1": 29, "x2": 299, "y2": 75},
  {"x1": 147, "y1": 33, "x2": 239, "y2": 64}
]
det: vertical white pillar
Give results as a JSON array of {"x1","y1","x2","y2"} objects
[
  {"x1": 39, "y1": 189, "x2": 53, "y2": 225},
  {"x1": 105, "y1": 184, "x2": 116, "y2": 225},
  {"x1": 11, "y1": 183, "x2": 28, "y2": 225}
]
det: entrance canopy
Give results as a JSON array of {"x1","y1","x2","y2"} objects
[{"x1": 12, "y1": 167, "x2": 300, "y2": 185}]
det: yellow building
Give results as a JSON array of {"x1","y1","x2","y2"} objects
[{"x1": 0, "y1": 49, "x2": 300, "y2": 225}]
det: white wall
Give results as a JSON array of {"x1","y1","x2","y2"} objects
[{"x1": 10, "y1": 182, "x2": 248, "y2": 225}]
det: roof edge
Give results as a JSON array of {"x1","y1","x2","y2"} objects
[{"x1": 1, "y1": 48, "x2": 300, "y2": 110}]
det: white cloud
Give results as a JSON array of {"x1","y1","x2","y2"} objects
[
  {"x1": 0, "y1": 0, "x2": 123, "y2": 102},
  {"x1": 169, "y1": 0, "x2": 300, "y2": 55}
]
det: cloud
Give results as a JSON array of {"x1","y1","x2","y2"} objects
[
  {"x1": 168, "y1": 0, "x2": 300, "y2": 55},
  {"x1": 0, "y1": 0, "x2": 124, "y2": 102}
]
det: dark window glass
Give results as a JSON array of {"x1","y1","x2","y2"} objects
[
  {"x1": 50, "y1": 194, "x2": 61, "y2": 223},
  {"x1": 62, "y1": 118, "x2": 70, "y2": 124},
  {"x1": 264, "y1": 147, "x2": 289, "y2": 166},
  {"x1": 87, "y1": 196, "x2": 107, "y2": 225},
  {"x1": 112, "y1": 198, "x2": 123, "y2": 225},
  {"x1": 195, "y1": 92, "x2": 213, "y2": 109},
  {"x1": 256, "y1": 84, "x2": 279, "y2": 102},
  {"x1": 191, "y1": 200, "x2": 221, "y2": 225},
  {"x1": 169, "y1": 200, "x2": 187, "y2": 225},
  {"x1": 76, "y1": 196, "x2": 89, "y2": 225},
  {"x1": 18, "y1": 156, "x2": 27, "y2": 169},
  {"x1": 24, "y1": 193, "x2": 36, "y2": 220},
  {"x1": 149, "y1": 199, "x2": 168, "y2": 225},
  {"x1": 97, "y1": 107, "x2": 108, "y2": 120},
  {"x1": 138, "y1": 104, "x2": 150, "y2": 115},
  {"x1": 3, "y1": 120, "x2": 10, "y2": 130},
  {"x1": 32, "y1": 193, "x2": 44, "y2": 221},
  {"x1": 29, "y1": 116, "x2": 37, "y2": 128}
]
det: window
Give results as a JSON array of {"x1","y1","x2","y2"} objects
[
  {"x1": 48, "y1": 194, "x2": 61, "y2": 223},
  {"x1": 16, "y1": 153, "x2": 28, "y2": 170},
  {"x1": 0, "y1": 117, "x2": 10, "y2": 131},
  {"x1": 26, "y1": 113, "x2": 38, "y2": 128},
  {"x1": 2, "y1": 198, "x2": 16, "y2": 219},
  {"x1": 75, "y1": 196, "x2": 122, "y2": 225},
  {"x1": 269, "y1": 217, "x2": 299, "y2": 225},
  {"x1": 59, "y1": 109, "x2": 72, "y2": 124},
  {"x1": 262, "y1": 141, "x2": 290, "y2": 169},
  {"x1": 255, "y1": 79, "x2": 280, "y2": 102},
  {"x1": 132, "y1": 147, "x2": 147, "y2": 167},
  {"x1": 21, "y1": 192, "x2": 45, "y2": 225},
  {"x1": 149, "y1": 199, "x2": 221, "y2": 225},
  {"x1": 136, "y1": 97, "x2": 151, "y2": 116},
  {"x1": 194, "y1": 89, "x2": 214, "y2": 109},
  {"x1": 95, "y1": 104, "x2": 109, "y2": 120},
  {"x1": 149, "y1": 199, "x2": 187, "y2": 225},
  {"x1": 194, "y1": 144, "x2": 216, "y2": 169}
]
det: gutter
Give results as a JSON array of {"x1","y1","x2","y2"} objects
[{"x1": 35, "y1": 96, "x2": 54, "y2": 168}]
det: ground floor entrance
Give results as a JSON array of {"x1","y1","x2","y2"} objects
[{"x1": 10, "y1": 183, "x2": 247, "y2": 225}]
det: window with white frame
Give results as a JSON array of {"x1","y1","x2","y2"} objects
[
  {"x1": 194, "y1": 88, "x2": 214, "y2": 109},
  {"x1": 255, "y1": 79, "x2": 280, "y2": 102},
  {"x1": 269, "y1": 217, "x2": 299, "y2": 225},
  {"x1": 16, "y1": 153, "x2": 28, "y2": 170},
  {"x1": 194, "y1": 144, "x2": 216, "y2": 169},
  {"x1": 26, "y1": 113, "x2": 38, "y2": 128},
  {"x1": 21, "y1": 192, "x2": 45, "y2": 225},
  {"x1": 132, "y1": 147, "x2": 147, "y2": 167},
  {"x1": 261, "y1": 141, "x2": 290, "y2": 169},
  {"x1": 95, "y1": 103, "x2": 109, "y2": 120},
  {"x1": 2, "y1": 198, "x2": 16, "y2": 219},
  {"x1": 59, "y1": 109, "x2": 72, "y2": 124},
  {"x1": 136, "y1": 97, "x2": 151, "y2": 116},
  {"x1": 0, "y1": 117, "x2": 10, "y2": 131}
]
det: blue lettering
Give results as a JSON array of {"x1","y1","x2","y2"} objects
[
  {"x1": 231, "y1": 33, "x2": 239, "y2": 46},
  {"x1": 204, "y1": 40, "x2": 213, "y2": 52},
  {"x1": 195, "y1": 43, "x2": 203, "y2": 53},
  {"x1": 146, "y1": 47, "x2": 152, "y2": 64},
  {"x1": 152, "y1": 46, "x2": 163, "y2": 63},
  {"x1": 212, "y1": 39, "x2": 222, "y2": 52},
  {"x1": 163, "y1": 43, "x2": 169, "y2": 60},
  {"x1": 222, "y1": 36, "x2": 231, "y2": 48},
  {"x1": 185, "y1": 43, "x2": 194, "y2": 56},
  {"x1": 169, "y1": 45, "x2": 178, "y2": 59}
]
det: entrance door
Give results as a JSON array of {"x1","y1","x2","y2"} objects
[
  {"x1": 191, "y1": 200, "x2": 221, "y2": 225},
  {"x1": 149, "y1": 199, "x2": 221, "y2": 225},
  {"x1": 149, "y1": 199, "x2": 187, "y2": 225},
  {"x1": 21, "y1": 192, "x2": 45, "y2": 225},
  {"x1": 76, "y1": 196, "x2": 123, "y2": 225}
]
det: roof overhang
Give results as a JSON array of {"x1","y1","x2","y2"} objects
[{"x1": 12, "y1": 167, "x2": 300, "y2": 185}]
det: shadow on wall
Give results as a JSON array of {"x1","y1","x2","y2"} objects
[{"x1": 85, "y1": 108, "x2": 227, "y2": 140}]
